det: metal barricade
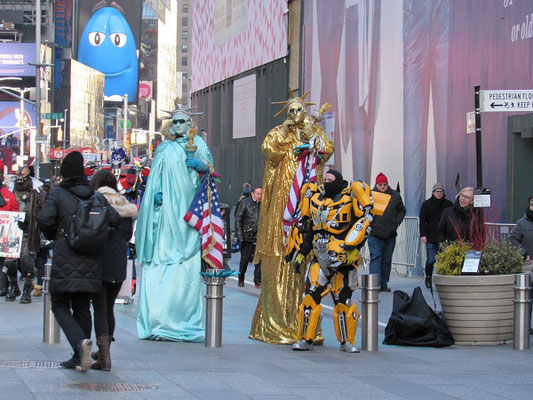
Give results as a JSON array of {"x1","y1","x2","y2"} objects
[
  {"x1": 360, "y1": 216, "x2": 420, "y2": 277},
  {"x1": 43, "y1": 262, "x2": 60, "y2": 344},
  {"x1": 485, "y1": 222, "x2": 516, "y2": 242}
]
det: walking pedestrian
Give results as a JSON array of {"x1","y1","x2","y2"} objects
[
  {"x1": 89, "y1": 170, "x2": 137, "y2": 370},
  {"x1": 235, "y1": 186, "x2": 262, "y2": 287},
  {"x1": 37, "y1": 151, "x2": 120, "y2": 371}
]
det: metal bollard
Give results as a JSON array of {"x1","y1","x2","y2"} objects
[
  {"x1": 513, "y1": 273, "x2": 531, "y2": 350},
  {"x1": 203, "y1": 269, "x2": 225, "y2": 347},
  {"x1": 43, "y1": 263, "x2": 60, "y2": 343},
  {"x1": 360, "y1": 274, "x2": 380, "y2": 351}
]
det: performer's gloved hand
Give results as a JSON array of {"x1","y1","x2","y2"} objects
[
  {"x1": 345, "y1": 247, "x2": 359, "y2": 265},
  {"x1": 293, "y1": 143, "x2": 310, "y2": 156},
  {"x1": 186, "y1": 158, "x2": 209, "y2": 172},
  {"x1": 154, "y1": 192, "x2": 163, "y2": 206},
  {"x1": 294, "y1": 253, "x2": 305, "y2": 274}
]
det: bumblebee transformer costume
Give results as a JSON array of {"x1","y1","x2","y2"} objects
[{"x1": 286, "y1": 170, "x2": 390, "y2": 352}]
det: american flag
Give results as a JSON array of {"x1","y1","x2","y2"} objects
[
  {"x1": 283, "y1": 151, "x2": 317, "y2": 235},
  {"x1": 184, "y1": 173, "x2": 224, "y2": 269}
]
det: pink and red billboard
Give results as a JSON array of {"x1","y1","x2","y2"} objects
[{"x1": 192, "y1": 0, "x2": 288, "y2": 92}]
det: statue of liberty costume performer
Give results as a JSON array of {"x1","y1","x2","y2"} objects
[{"x1": 135, "y1": 108, "x2": 212, "y2": 341}]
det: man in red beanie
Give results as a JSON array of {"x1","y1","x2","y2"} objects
[
  {"x1": 368, "y1": 172, "x2": 406, "y2": 292},
  {"x1": 0, "y1": 160, "x2": 19, "y2": 297}
]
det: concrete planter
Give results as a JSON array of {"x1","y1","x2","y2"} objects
[{"x1": 433, "y1": 274, "x2": 516, "y2": 345}]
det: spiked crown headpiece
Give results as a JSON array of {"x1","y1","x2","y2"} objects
[{"x1": 272, "y1": 89, "x2": 316, "y2": 117}]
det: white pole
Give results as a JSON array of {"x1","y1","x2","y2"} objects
[{"x1": 19, "y1": 90, "x2": 24, "y2": 166}]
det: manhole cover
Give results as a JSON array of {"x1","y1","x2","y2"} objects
[
  {"x1": 0, "y1": 360, "x2": 61, "y2": 369},
  {"x1": 69, "y1": 383, "x2": 156, "y2": 392}
]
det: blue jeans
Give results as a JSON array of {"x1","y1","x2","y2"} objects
[
  {"x1": 425, "y1": 242, "x2": 438, "y2": 277},
  {"x1": 368, "y1": 236, "x2": 396, "y2": 288}
]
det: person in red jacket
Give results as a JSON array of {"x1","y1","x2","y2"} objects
[{"x1": 0, "y1": 160, "x2": 20, "y2": 296}]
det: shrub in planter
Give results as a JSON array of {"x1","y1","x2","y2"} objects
[
  {"x1": 436, "y1": 240, "x2": 524, "y2": 275},
  {"x1": 434, "y1": 239, "x2": 524, "y2": 345}
]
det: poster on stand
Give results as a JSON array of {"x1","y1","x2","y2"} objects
[{"x1": 0, "y1": 211, "x2": 26, "y2": 258}]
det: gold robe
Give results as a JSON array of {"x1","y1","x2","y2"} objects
[{"x1": 249, "y1": 123, "x2": 334, "y2": 344}]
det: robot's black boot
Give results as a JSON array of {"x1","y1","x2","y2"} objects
[{"x1": 19, "y1": 280, "x2": 33, "y2": 304}]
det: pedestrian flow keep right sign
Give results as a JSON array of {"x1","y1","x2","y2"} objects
[{"x1": 480, "y1": 90, "x2": 533, "y2": 112}]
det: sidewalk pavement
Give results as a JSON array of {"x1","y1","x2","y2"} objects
[{"x1": 1, "y1": 258, "x2": 533, "y2": 400}]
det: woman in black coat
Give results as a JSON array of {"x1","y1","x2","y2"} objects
[
  {"x1": 437, "y1": 187, "x2": 484, "y2": 244},
  {"x1": 89, "y1": 170, "x2": 138, "y2": 371},
  {"x1": 37, "y1": 152, "x2": 120, "y2": 371}
]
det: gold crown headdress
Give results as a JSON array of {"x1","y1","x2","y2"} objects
[{"x1": 272, "y1": 89, "x2": 317, "y2": 117}]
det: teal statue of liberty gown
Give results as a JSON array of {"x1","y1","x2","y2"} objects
[{"x1": 135, "y1": 129, "x2": 213, "y2": 341}]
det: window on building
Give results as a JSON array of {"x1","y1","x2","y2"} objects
[
  {"x1": 182, "y1": 44, "x2": 188, "y2": 53},
  {"x1": 182, "y1": 72, "x2": 188, "y2": 80},
  {"x1": 182, "y1": 30, "x2": 189, "y2": 40},
  {"x1": 182, "y1": 17, "x2": 188, "y2": 27},
  {"x1": 183, "y1": 4, "x2": 189, "y2": 14},
  {"x1": 182, "y1": 83, "x2": 188, "y2": 93},
  {"x1": 181, "y1": 57, "x2": 188, "y2": 67}
]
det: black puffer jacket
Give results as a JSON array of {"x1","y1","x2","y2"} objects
[
  {"x1": 97, "y1": 186, "x2": 138, "y2": 283},
  {"x1": 235, "y1": 197, "x2": 260, "y2": 242},
  {"x1": 370, "y1": 186, "x2": 406, "y2": 239},
  {"x1": 419, "y1": 195, "x2": 453, "y2": 243},
  {"x1": 37, "y1": 178, "x2": 121, "y2": 293},
  {"x1": 437, "y1": 198, "x2": 484, "y2": 243}
]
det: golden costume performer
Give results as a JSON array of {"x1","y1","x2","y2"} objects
[
  {"x1": 285, "y1": 170, "x2": 390, "y2": 351},
  {"x1": 249, "y1": 91, "x2": 334, "y2": 344}
]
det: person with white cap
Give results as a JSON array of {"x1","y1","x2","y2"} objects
[{"x1": 419, "y1": 183, "x2": 452, "y2": 288}]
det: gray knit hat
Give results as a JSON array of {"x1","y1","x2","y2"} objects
[{"x1": 432, "y1": 183, "x2": 445, "y2": 193}]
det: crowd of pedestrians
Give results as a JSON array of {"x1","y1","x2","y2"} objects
[{"x1": 0, "y1": 152, "x2": 138, "y2": 372}]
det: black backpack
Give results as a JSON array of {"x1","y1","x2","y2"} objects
[{"x1": 63, "y1": 190, "x2": 110, "y2": 254}]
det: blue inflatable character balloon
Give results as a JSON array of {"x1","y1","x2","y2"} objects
[{"x1": 78, "y1": 2, "x2": 138, "y2": 100}]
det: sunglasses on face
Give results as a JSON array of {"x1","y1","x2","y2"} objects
[{"x1": 173, "y1": 119, "x2": 189, "y2": 124}]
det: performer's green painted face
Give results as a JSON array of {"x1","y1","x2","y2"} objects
[{"x1": 170, "y1": 112, "x2": 191, "y2": 136}]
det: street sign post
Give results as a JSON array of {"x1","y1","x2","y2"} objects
[
  {"x1": 42, "y1": 112, "x2": 64, "y2": 120},
  {"x1": 480, "y1": 90, "x2": 533, "y2": 112}
]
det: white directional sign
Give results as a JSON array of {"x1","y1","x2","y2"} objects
[{"x1": 480, "y1": 90, "x2": 533, "y2": 112}]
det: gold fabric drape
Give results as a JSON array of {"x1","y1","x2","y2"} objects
[{"x1": 250, "y1": 124, "x2": 334, "y2": 344}]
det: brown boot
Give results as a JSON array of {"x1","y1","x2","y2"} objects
[{"x1": 91, "y1": 334, "x2": 111, "y2": 371}]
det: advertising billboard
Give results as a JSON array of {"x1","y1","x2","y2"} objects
[
  {"x1": 0, "y1": 43, "x2": 36, "y2": 77},
  {"x1": 76, "y1": 0, "x2": 142, "y2": 102},
  {"x1": 192, "y1": 0, "x2": 288, "y2": 92}
]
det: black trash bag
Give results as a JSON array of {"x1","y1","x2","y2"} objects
[{"x1": 383, "y1": 287, "x2": 454, "y2": 347}]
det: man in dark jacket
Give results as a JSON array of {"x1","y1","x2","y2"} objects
[
  {"x1": 368, "y1": 172, "x2": 406, "y2": 292},
  {"x1": 6, "y1": 166, "x2": 49, "y2": 303},
  {"x1": 419, "y1": 183, "x2": 452, "y2": 288},
  {"x1": 37, "y1": 151, "x2": 120, "y2": 371},
  {"x1": 235, "y1": 186, "x2": 262, "y2": 287}
]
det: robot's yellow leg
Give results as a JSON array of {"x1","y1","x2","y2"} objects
[
  {"x1": 333, "y1": 302, "x2": 360, "y2": 344},
  {"x1": 297, "y1": 295, "x2": 323, "y2": 342}
]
